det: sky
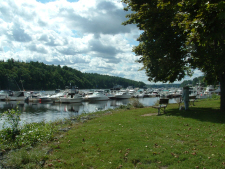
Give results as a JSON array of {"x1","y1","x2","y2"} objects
[{"x1": 0, "y1": 0, "x2": 203, "y2": 85}]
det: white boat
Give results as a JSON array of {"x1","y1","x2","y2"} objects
[
  {"x1": 148, "y1": 91, "x2": 158, "y2": 97},
  {"x1": 0, "y1": 90, "x2": 13, "y2": 101},
  {"x1": 204, "y1": 85, "x2": 215, "y2": 95},
  {"x1": 87, "y1": 90, "x2": 109, "y2": 101},
  {"x1": 136, "y1": 91, "x2": 144, "y2": 98},
  {"x1": 25, "y1": 91, "x2": 42, "y2": 102},
  {"x1": 56, "y1": 93, "x2": 83, "y2": 103},
  {"x1": 83, "y1": 90, "x2": 95, "y2": 101},
  {"x1": 5, "y1": 91, "x2": 27, "y2": 101},
  {"x1": 50, "y1": 91, "x2": 66, "y2": 101},
  {"x1": 39, "y1": 95, "x2": 52, "y2": 102},
  {"x1": 55, "y1": 86, "x2": 84, "y2": 103},
  {"x1": 189, "y1": 87, "x2": 198, "y2": 96},
  {"x1": 114, "y1": 90, "x2": 131, "y2": 99}
]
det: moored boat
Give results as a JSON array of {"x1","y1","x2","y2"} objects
[
  {"x1": 5, "y1": 91, "x2": 27, "y2": 101},
  {"x1": 114, "y1": 90, "x2": 131, "y2": 99},
  {"x1": 87, "y1": 90, "x2": 109, "y2": 101},
  {"x1": 39, "y1": 95, "x2": 52, "y2": 102},
  {"x1": 56, "y1": 94, "x2": 83, "y2": 103}
]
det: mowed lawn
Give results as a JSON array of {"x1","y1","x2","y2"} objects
[{"x1": 5, "y1": 98, "x2": 225, "y2": 169}]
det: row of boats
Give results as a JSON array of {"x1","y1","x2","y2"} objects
[
  {"x1": 0, "y1": 88, "x2": 160, "y2": 103},
  {"x1": 0, "y1": 85, "x2": 219, "y2": 103}
]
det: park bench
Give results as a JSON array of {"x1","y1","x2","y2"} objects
[
  {"x1": 152, "y1": 98, "x2": 169, "y2": 115},
  {"x1": 178, "y1": 95, "x2": 197, "y2": 109},
  {"x1": 189, "y1": 95, "x2": 197, "y2": 106}
]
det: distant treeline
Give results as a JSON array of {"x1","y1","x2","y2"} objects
[
  {"x1": 145, "y1": 84, "x2": 181, "y2": 88},
  {"x1": 146, "y1": 76, "x2": 214, "y2": 88},
  {"x1": 180, "y1": 76, "x2": 207, "y2": 87},
  {"x1": 0, "y1": 59, "x2": 146, "y2": 90}
]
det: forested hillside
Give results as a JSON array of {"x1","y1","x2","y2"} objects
[{"x1": 0, "y1": 59, "x2": 145, "y2": 90}]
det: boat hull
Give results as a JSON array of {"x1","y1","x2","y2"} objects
[
  {"x1": 5, "y1": 97, "x2": 26, "y2": 101},
  {"x1": 88, "y1": 96, "x2": 109, "y2": 101},
  {"x1": 55, "y1": 98, "x2": 83, "y2": 103}
]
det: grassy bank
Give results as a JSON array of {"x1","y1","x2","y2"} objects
[{"x1": 1, "y1": 98, "x2": 225, "y2": 168}]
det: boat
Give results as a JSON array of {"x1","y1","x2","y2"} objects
[
  {"x1": 0, "y1": 90, "x2": 13, "y2": 101},
  {"x1": 5, "y1": 91, "x2": 27, "y2": 101},
  {"x1": 87, "y1": 90, "x2": 109, "y2": 101},
  {"x1": 39, "y1": 95, "x2": 52, "y2": 102},
  {"x1": 56, "y1": 93, "x2": 83, "y2": 103},
  {"x1": 54, "y1": 86, "x2": 84, "y2": 103},
  {"x1": 25, "y1": 91, "x2": 42, "y2": 102},
  {"x1": 204, "y1": 85, "x2": 215, "y2": 95},
  {"x1": 148, "y1": 91, "x2": 159, "y2": 97},
  {"x1": 50, "y1": 91, "x2": 66, "y2": 101},
  {"x1": 114, "y1": 90, "x2": 131, "y2": 99},
  {"x1": 189, "y1": 87, "x2": 198, "y2": 96},
  {"x1": 83, "y1": 90, "x2": 95, "y2": 101}
]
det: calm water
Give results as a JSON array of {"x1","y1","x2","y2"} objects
[{"x1": 0, "y1": 97, "x2": 179, "y2": 129}]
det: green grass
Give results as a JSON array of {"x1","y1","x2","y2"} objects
[{"x1": 2, "y1": 99, "x2": 225, "y2": 168}]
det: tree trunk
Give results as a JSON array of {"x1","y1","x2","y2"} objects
[{"x1": 220, "y1": 73, "x2": 225, "y2": 111}]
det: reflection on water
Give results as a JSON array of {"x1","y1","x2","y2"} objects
[{"x1": 0, "y1": 98, "x2": 178, "y2": 129}]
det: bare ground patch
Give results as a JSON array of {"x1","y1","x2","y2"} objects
[{"x1": 141, "y1": 113, "x2": 158, "y2": 116}]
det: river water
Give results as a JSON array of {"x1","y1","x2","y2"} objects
[{"x1": 0, "y1": 97, "x2": 179, "y2": 130}]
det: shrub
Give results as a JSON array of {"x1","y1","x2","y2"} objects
[
  {"x1": 129, "y1": 98, "x2": 144, "y2": 108},
  {"x1": 1, "y1": 106, "x2": 21, "y2": 140}
]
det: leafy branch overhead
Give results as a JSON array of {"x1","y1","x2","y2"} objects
[
  {"x1": 122, "y1": 0, "x2": 225, "y2": 83},
  {"x1": 122, "y1": 0, "x2": 225, "y2": 110}
]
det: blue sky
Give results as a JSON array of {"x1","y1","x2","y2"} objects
[{"x1": 0, "y1": 0, "x2": 203, "y2": 85}]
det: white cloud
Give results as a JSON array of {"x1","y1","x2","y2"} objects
[{"x1": 0, "y1": 0, "x2": 202, "y2": 85}]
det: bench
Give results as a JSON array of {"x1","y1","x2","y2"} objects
[
  {"x1": 152, "y1": 98, "x2": 169, "y2": 115},
  {"x1": 178, "y1": 95, "x2": 197, "y2": 109},
  {"x1": 189, "y1": 95, "x2": 197, "y2": 106}
]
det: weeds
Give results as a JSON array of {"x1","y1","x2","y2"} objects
[
  {"x1": 129, "y1": 98, "x2": 144, "y2": 108},
  {"x1": 1, "y1": 106, "x2": 21, "y2": 140},
  {"x1": 0, "y1": 107, "x2": 59, "y2": 150}
]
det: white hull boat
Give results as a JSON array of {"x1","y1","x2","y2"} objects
[
  {"x1": 39, "y1": 95, "x2": 52, "y2": 102},
  {"x1": 114, "y1": 90, "x2": 131, "y2": 99},
  {"x1": 55, "y1": 94, "x2": 83, "y2": 103},
  {"x1": 5, "y1": 91, "x2": 27, "y2": 101},
  {"x1": 87, "y1": 90, "x2": 109, "y2": 101}
]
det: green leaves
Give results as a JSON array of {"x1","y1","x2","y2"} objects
[{"x1": 122, "y1": 0, "x2": 225, "y2": 85}]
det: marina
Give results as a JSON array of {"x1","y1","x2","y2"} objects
[
  {"x1": 0, "y1": 97, "x2": 179, "y2": 130},
  {"x1": 0, "y1": 85, "x2": 219, "y2": 130}
]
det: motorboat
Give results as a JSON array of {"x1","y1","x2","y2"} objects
[
  {"x1": 135, "y1": 91, "x2": 144, "y2": 98},
  {"x1": 39, "y1": 95, "x2": 52, "y2": 102},
  {"x1": 189, "y1": 87, "x2": 198, "y2": 96},
  {"x1": 5, "y1": 91, "x2": 27, "y2": 101},
  {"x1": 56, "y1": 93, "x2": 83, "y2": 103},
  {"x1": 148, "y1": 92, "x2": 158, "y2": 97},
  {"x1": 83, "y1": 90, "x2": 95, "y2": 101},
  {"x1": 25, "y1": 91, "x2": 42, "y2": 102},
  {"x1": 50, "y1": 91, "x2": 66, "y2": 101},
  {"x1": 87, "y1": 90, "x2": 109, "y2": 101},
  {"x1": 114, "y1": 90, "x2": 131, "y2": 99},
  {"x1": 0, "y1": 90, "x2": 13, "y2": 101},
  {"x1": 106, "y1": 93, "x2": 116, "y2": 100},
  {"x1": 128, "y1": 88, "x2": 137, "y2": 98},
  {"x1": 204, "y1": 85, "x2": 215, "y2": 95},
  {"x1": 55, "y1": 86, "x2": 84, "y2": 103}
]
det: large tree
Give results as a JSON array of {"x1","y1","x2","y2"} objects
[{"x1": 122, "y1": 0, "x2": 225, "y2": 110}]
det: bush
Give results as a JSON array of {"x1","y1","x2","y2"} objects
[
  {"x1": 129, "y1": 98, "x2": 144, "y2": 108},
  {"x1": 0, "y1": 107, "x2": 58, "y2": 150},
  {"x1": 0, "y1": 106, "x2": 21, "y2": 140}
]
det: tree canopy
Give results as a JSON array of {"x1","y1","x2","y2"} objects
[
  {"x1": 122, "y1": 0, "x2": 225, "y2": 110},
  {"x1": 0, "y1": 59, "x2": 145, "y2": 90}
]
